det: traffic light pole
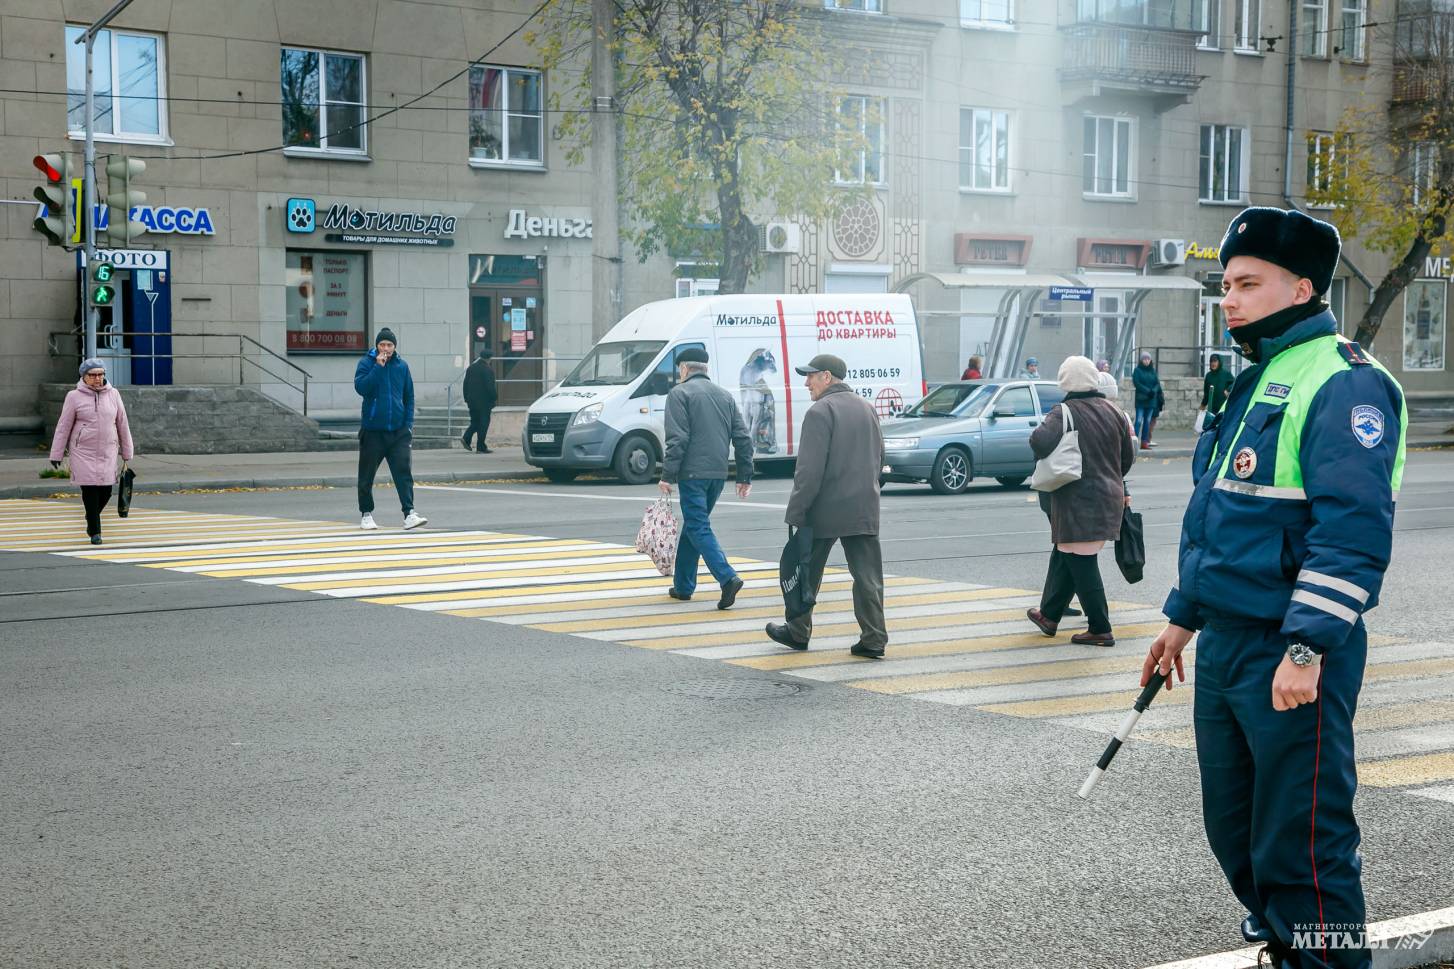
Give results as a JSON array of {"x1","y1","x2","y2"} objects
[{"x1": 75, "y1": 0, "x2": 136, "y2": 361}]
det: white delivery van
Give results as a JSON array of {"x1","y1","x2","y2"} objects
[{"x1": 523, "y1": 293, "x2": 925, "y2": 483}]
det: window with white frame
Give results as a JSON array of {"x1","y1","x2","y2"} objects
[
  {"x1": 1404, "y1": 279, "x2": 1447, "y2": 370},
  {"x1": 1082, "y1": 116, "x2": 1133, "y2": 198},
  {"x1": 65, "y1": 25, "x2": 166, "y2": 142},
  {"x1": 1307, "y1": 131, "x2": 1349, "y2": 206},
  {"x1": 1337, "y1": 0, "x2": 1366, "y2": 58},
  {"x1": 961, "y1": 0, "x2": 1013, "y2": 26},
  {"x1": 1413, "y1": 141, "x2": 1439, "y2": 206},
  {"x1": 1199, "y1": 125, "x2": 1248, "y2": 203},
  {"x1": 1234, "y1": 0, "x2": 1261, "y2": 50},
  {"x1": 835, "y1": 96, "x2": 885, "y2": 185},
  {"x1": 824, "y1": 0, "x2": 882, "y2": 11},
  {"x1": 1301, "y1": 0, "x2": 1328, "y2": 55},
  {"x1": 959, "y1": 108, "x2": 1011, "y2": 192},
  {"x1": 469, "y1": 66, "x2": 543, "y2": 166},
  {"x1": 280, "y1": 47, "x2": 367, "y2": 154},
  {"x1": 1328, "y1": 277, "x2": 1347, "y2": 330},
  {"x1": 1194, "y1": 0, "x2": 1221, "y2": 48}
]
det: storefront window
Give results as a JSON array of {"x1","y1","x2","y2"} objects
[
  {"x1": 286, "y1": 250, "x2": 369, "y2": 353},
  {"x1": 1403, "y1": 279, "x2": 1447, "y2": 371}
]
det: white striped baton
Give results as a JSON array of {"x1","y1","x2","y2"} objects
[{"x1": 1077, "y1": 671, "x2": 1168, "y2": 799}]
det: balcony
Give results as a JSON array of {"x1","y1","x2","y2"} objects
[{"x1": 1060, "y1": 24, "x2": 1206, "y2": 109}]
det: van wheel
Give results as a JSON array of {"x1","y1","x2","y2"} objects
[
  {"x1": 995, "y1": 475, "x2": 1029, "y2": 488},
  {"x1": 543, "y1": 469, "x2": 579, "y2": 483},
  {"x1": 929, "y1": 448, "x2": 972, "y2": 495},
  {"x1": 613, "y1": 434, "x2": 657, "y2": 485}
]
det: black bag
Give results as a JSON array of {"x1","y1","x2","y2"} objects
[
  {"x1": 117, "y1": 465, "x2": 136, "y2": 518},
  {"x1": 779, "y1": 526, "x2": 817, "y2": 621},
  {"x1": 1115, "y1": 507, "x2": 1145, "y2": 584}
]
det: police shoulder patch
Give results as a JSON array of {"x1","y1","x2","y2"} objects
[
  {"x1": 1338, "y1": 341, "x2": 1372, "y2": 367},
  {"x1": 1351, "y1": 405, "x2": 1385, "y2": 448}
]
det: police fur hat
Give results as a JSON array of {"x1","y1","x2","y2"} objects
[
  {"x1": 1218, "y1": 207, "x2": 1341, "y2": 295},
  {"x1": 676, "y1": 346, "x2": 709, "y2": 365}
]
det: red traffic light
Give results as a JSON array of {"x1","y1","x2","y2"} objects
[{"x1": 33, "y1": 154, "x2": 63, "y2": 182}]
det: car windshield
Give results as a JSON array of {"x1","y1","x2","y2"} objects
[
  {"x1": 904, "y1": 383, "x2": 996, "y2": 418},
  {"x1": 561, "y1": 341, "x2": 668, "y2": 387}
]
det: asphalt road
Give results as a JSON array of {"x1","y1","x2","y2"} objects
[{"x1": 3, "y1": 450, "x2": 1454, "y2": 969}]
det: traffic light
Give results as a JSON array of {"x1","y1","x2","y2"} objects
[
  {"x1": 104, "y1": 156, "x2": 147, "y2": 246},
  {"x1": 88, "y1": 260, "x2": 116, "y2": 308},
  {"x1": 31, "y1": 153, "x2": 75, "y2": 247}
]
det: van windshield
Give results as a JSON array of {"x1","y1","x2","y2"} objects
[
  {"x1": 561, "y1": 341, "x2": 668, "y2": 386},
  {"x1": 904, "y1": 383, "x2": 996, "y2": 418}
]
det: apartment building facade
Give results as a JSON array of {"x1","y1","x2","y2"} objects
[{"x1": 0, "y1": 0, "x2": 1446, "y2": 425}]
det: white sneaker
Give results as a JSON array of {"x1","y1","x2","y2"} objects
[
  {"x1": 402, "y1": 511, "x2": 427, "y2": 530},
  {"x1": 360, "y1": 513, "x2": 378, "y2": 530}
]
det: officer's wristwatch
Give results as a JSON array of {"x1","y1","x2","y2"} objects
[{"x1": 1287, "y1": 642, "x2": 1321, "y2": 668}]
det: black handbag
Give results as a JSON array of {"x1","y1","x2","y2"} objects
[
  {"x1": 117, "y1": 465, "x2": 136, "y2": 518},
  {"x1": 1115, "y1": 507, "x2": 1145, "y2": 584},
  {"x1": 779, "y1": 525, "x2": 817, "y2": 621}
]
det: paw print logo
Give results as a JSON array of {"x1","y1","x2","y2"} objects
[{"x1": 286, "y1": 197, "x2": 316, "y2": 233}]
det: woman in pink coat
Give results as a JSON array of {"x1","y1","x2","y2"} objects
[{"x1": 49, "y1": 358, "x2": 134, "y2": 544}]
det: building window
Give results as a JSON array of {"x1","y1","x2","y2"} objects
[
  {"x1": 1328, "y1": 277, "x2": 1347, "y2": 330},
  {"x1": 285, "y1": 250, "x2": 369, "y2": 354},
  {"x1": 959, "y1": 108, "x2": 1011, "y2": 192},
  {"x1": 1082, "y1": 116, "x2": 1133, "y2": 198},
  {"x1": 835, "y1": 96, "x2": 885, "y2": 185},
  {"x1": 961, "y1": 0, "x2": 1013, "y2": 26},
  {"x1": 65, "y1": 25, "x2": 166, "y2": 142},
  {"x1": 1337, "y1": 0, "x2": 1366, "y2": 58},
  {"x1": 825, "y1": 0, "x2": 883, "y2": 9},
  {"x1": 1404, "y1": 279, "x2": 1447, "y2": 371},
  {"x1": 469, "y1": 66, "x2": 543, "y2": 166},
  {"x1": 1199, "y1": 125, "x2": 1248, "y2": 203},
  {"x1": 1234, "y1": 0, "x2": 1261, "y2": 50},
  {"x1": 280, "y1": 47, "x2": 367, "y2": 154},
  {"x1": 1307, "y1": 131, "x2": 1350, "y2": 207},
  {"x1": 1195, "y1": 0, "x2": 1221, "y2": 48},
  {"x1": 1301, "y1": 0, "x2": 1328, "y2": 55},
  {"x1": 1413, "y1": 141, "x2": 1439, "y2": 206}
]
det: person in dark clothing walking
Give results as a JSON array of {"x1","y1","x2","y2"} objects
[
  {"x1": 1132, "y1": 353, "x2": 1162, "y2": 449},
  {"x1": 1201, "y1": 353, "x2": 1235, "y2": 417},
  {"x1": 658, "y1": 347, "x2": 754, "y2": 608},
  {"x1": 461, "y1": 349, "x2": 498, "y2": 453},
  {"x1": 354, "y1": 328, "x2": 426, "y2": 531}
]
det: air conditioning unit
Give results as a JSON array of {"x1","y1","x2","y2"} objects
[
  {"x1": 759, "y1": 221, "x2": 802, "y2": 254},
  {"x1": 1151, "y1": 239, "x2": 1187, "y2": 268}
]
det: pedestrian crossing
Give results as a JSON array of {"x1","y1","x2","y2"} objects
[{"x1": 5, "y1": 496, "x2": 1454, "y2": 801}]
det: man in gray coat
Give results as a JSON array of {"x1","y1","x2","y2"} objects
[
  {"x1": 766, "y1": 354, "x2": 887, "y2": 658},
  {"x1": 658, "y1": 346, "x2": 754, "y2": 609}
]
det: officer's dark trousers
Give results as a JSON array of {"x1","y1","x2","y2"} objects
[
  {"x1": 357, "y1": 428, "x2": 415, "y2": 515},
  {"x1": 1194, "y1": 616, "x2": 1368, "y2": 969}
]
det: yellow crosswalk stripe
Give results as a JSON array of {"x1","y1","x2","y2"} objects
[
  {"x1": 80, "y1": 533, "x2": 533, "y2": 562},
  {"x1": 185, "y1": 544, "x2": 631, "y2": 577},
  {"x1": 1359, "y1": 751, "x2": 1454, "y2": 788},
  {"x1": 849, "y1": 652, "x2": 1150, "y2": 695},
  {"x1": 280, "y1": 557, "x2": 680, "y2": 591},
  {"x1": 110, "y1": 537, "x2": 565, "y2": 567},
  {"x1": 367, "y1": 567, "x2": 800, "y2": 607},
  {"x1": 981, "y1": 689, "x2": 1194, "y2": 718},
  {"x1": 1354, "y1": 699, "x2": 1454, "y2": 732}
]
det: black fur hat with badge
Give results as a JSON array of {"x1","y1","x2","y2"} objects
[{"x1": 1218, "y1": 207, "x2": 1342, "y2": 296}]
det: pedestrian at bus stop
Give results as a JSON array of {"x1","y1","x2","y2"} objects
[
  {"x1": 1144, "y1": 206, "x2": 1406, "y2": 969},
  {"x1": 48, "y1": 357, "x2": 134, "y2": 545},
  {"x1": 766, "y1": 354, "x2": 887, "y2": 658},
  {"x1": 1132, "y1": 352, "x2": 1163, "y2": 448},
  {"x1": 461, "y1": 347, "x2": 498, "y2": 453},
  {"x1": 354, "y1": 328, "x2": 426, "y2": 531},
  {"x1": 658, "y1": 346, "x2": 754, "y2": 609},
  {"x1": 960, "y1": 355, "x2": 983, "y2": 380}
]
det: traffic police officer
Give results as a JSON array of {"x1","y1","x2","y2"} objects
[{"x1": 1142, "y1": 207, "x2": 1407, "y2": 969}]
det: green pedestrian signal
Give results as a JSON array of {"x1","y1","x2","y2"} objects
[{"x1": 91, "y1": 283, "x2": 116, "y2": 306}]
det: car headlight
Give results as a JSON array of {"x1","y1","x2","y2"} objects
[
  {"x1": 883, "y1": 437, "x2": 919, "y2": 450},
  {"x1": 572, "y1": 402, "x2": 603, "y2": 426}
]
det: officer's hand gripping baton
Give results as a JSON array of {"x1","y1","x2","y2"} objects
[{"x1": 1076, "y1": 671, "x2": 1168, "y2": 799}]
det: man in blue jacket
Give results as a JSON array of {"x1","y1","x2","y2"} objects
[
  {"x1": 1142, "y1": 208, "x2": 1405, "y2": 969},
  {"x1": 354, "y1": 328, "x2": 427, "y2": 530}
]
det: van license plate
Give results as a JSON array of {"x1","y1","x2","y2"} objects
[{"x1": 532, "y1": 433, "x2": 555, "y2": 444}]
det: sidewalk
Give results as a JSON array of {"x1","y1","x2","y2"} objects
[{"x1": 0, "y1": 446, "x2": 546, "y2": 499}]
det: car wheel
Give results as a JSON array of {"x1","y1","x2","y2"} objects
[
  {"x1": 929, "y1": 448, "x2": 972, "y2": 495},
  {"x1": 613, "y1": 434, "x2": 657, "y2": 485},
  {"x1": 543, "y1": 469, "x2": 579, "y2": 483},
  {"x1": 995, "y1": 475, "x2": 1029, "y2": 488}
]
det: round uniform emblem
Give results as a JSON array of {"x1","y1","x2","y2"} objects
[
  {"x1": 1233, "y1": 447, "x2": 1258, "y2": 478},
  {"x1": 1237, "y1": 222, "x2": 1248, "y2": 234}
]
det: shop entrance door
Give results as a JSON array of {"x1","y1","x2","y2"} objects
[{"x1": 468, "y1": 255, "x2": 545, "y2": 405}]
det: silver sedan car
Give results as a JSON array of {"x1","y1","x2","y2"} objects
[{"x1": 879, "y1": 380, "x2": 1066, "y2": 494}]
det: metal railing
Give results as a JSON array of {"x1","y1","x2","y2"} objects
[
  {"x1": 1135, "y1": 344, "x2": 1248, "y2": 378},
  {"x1": 48, "y1": 330, "x2": 314, "y2": 414},
  {"x1": 1061, "y1": 24, "x2": 1203, "y2": 88}
]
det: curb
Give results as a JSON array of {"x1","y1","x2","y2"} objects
[
  {"x1": 1142, "y1": 905, "x2": 1454, "y2": 969},
  {"x1": 0, "y1": 467, "x2": 547, "y2": 500}
]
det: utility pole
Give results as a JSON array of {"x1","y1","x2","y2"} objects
[
  {"x1": 75, "y1": 0, "x2": 136, "y2": 361},
  {"x1": 590, "y1": 0, "x2": 623, "y2": 338}
]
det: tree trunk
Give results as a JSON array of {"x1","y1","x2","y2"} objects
[
  {"x1": 716, "y1": 172, "x2": 755, "y2": 295},
  {"x1": 1354, "y1": 212, "x2": 1446, "y2": 349}
]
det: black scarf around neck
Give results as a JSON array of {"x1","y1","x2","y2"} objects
[{"x1": 1231, "y1": 299, "x2": 1327, "y2": 363}]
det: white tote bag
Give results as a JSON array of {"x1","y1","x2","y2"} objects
[
  {"x1": 1030, "y1": 403, "x2": 1083, "y2": 492},
  {"x1": 635, "y1": 496, "x2": 680, "y2": 577}
]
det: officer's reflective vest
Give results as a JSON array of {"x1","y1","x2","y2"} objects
[{"x1": 1164, "y1": 313, "x2": 1407, "y2": 652}]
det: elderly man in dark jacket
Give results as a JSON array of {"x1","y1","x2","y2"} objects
[
  {"x1": 766, "y1": 354, "x2": 887, "y2": 658},
  {"x1": 461, "y1": 348, "x2": 498, "y2": 453},
  {"x1": 659, "y1": 347, "x2": 754, "y2": 609}
]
